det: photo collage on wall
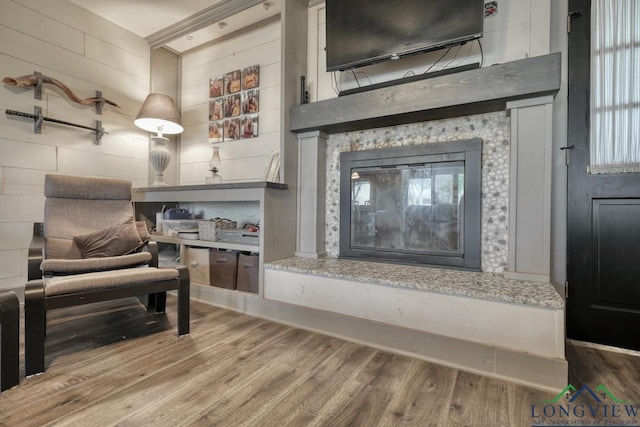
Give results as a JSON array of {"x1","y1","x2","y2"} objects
[{"x1": 209, "y1": 64, "x2": 259, "y2": 143}]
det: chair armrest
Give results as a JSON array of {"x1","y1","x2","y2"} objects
[
  {"x1": 147, "y1": 241, "x2": 159, "y2": 268},
  {"x1": 28, "y1": 223, "x2": 44, "y2": 281}
]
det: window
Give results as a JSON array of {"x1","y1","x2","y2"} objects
[{"x1": 589, "y1": 0, "x2": 640, "y2": 174}]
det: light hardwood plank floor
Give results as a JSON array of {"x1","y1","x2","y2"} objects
[{"x1": 0, "y1": 296, "x2": 638, "y2": 426}]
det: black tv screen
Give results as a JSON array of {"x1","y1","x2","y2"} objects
[{"x1": 326, "y1": 0, "x2": 484, "y2": 72}]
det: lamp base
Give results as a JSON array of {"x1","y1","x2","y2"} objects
[
  {"x1": 205, "y1": 170, "x2": 222, "y2": 184},
  {"x1": 150, "y1": 136, "x2": 171, "y2": 187}
]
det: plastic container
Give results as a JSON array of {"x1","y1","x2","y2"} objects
[
  {"x1": 155, "y1": 212, "x2": 164, "y2": 235},
  {"x1": 164, "y1": 208, "x2": 191, "y2": 219},
  {"x1": 162, "y1": 220, "x2": 199, "y2": 237}
]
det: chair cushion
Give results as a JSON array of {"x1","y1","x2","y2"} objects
[
  {"x1": 41, "y1": 252, "x2": 152, "y2": 274},
  {"x1": 45, "y1": 174, "x2": 132, "y2": 200},
  {"x1": 44, "y1": 267, "x2": 179, "y2": 297},
  {"x1": 73, "y1": 218, "x2": 143, "y2": 258}
]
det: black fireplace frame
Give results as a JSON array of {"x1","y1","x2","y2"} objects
[{"x1": 339, "y1": 139, "x2": 482, "y2": 270}]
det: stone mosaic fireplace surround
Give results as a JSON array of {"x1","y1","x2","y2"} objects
[{"x1": 325, "y1": 112, "x2": 510, "y2": 272}]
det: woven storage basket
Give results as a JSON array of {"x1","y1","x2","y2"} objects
[{"x1": 198, "y1": 218, "x2": 237, "y2": 241}]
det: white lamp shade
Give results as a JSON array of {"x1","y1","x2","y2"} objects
[{"x1": 134, "y1": 93, "x2": 184, "y2": 135}]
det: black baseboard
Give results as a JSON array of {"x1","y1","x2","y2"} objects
[{"x1": 339, "y1": 63, "x2": 480, "y2": 97}]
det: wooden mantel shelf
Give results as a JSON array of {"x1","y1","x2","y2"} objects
[{"x1": 290, "y1": 53, "x2": 561, "y2": 134}]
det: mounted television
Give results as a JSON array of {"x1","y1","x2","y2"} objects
[{"x1": 326, "y1": 0, "x2": 484, "y2": 72}]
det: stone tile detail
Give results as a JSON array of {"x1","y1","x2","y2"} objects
[
  {"x1": 324, "y1": 111, "x2": 510, "y2": 272},
  {"x1": 265, "y1": 257, "x2": 564, "y2": 310}
]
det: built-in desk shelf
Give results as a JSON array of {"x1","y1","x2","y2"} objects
[
  {"x1": 151, "y1": 234, "x2": 258, "y2": 253},
  {"x1": 133, "y1": 181, "x2": 296, "y2": 299},
  {"x1": 133, "y1": 181, "x2": 287, "y2": 203}
]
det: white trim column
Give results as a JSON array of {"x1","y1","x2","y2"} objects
[{"x1": 296, "y1": 130, "x2": 328, "y2": 258}]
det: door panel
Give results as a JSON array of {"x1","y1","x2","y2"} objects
[
  {"x1": 567, "y1": 0, "x2": 640, "y2": 350},
  {"x1": 592, "y1": 200, "x2": 640, "y2": 311}
]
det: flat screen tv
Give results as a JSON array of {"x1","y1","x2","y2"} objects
[{"x1": 326, "y1": 0, "x2": 484, "y2": 72}]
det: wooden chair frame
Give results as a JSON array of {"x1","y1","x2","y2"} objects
[{"x1": 0, "y1": 290, "x2": 19, "y2": 392}]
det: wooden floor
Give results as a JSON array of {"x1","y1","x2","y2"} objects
[{"x1": 1, "y1": 297, "x2": 639, "y2": 427}]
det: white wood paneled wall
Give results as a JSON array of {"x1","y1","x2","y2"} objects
[
  {"x1": 0, "y1": 0, "x2": 151, "y2": 293},
  {"x1": 180, "y1": 20, "x2": 281, "y2": 184}
]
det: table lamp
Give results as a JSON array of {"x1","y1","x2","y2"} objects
[{"x1": 134, "y1": 93, "x2": 184, "y2": 186}]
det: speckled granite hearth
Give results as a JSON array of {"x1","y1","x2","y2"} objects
[{"x1": 266, "y1": 257, "x2": 563, "y2": 310}]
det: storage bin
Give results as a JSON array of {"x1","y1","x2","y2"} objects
[
  {"x1": 187, "y1": 247, "x2": 211, "y2": 285},
  {"x1": 217, "y1": 229, "x2": 259, "y2": 246},
  {"x1": 209, "y1": 250, "x2": 238, "y2": 289},
  {"x1": 162, "y1": 219, "x2": 199, "y2": 237},
  {"x1": 198, "y1": 221, "x2": 218, "y2": 241},
  {"x1": 236, "y1": 252, "x2": 259, "y2": 293},
  {"x1": 198, "y1": 218, "x2": 237, "y2": 241}
]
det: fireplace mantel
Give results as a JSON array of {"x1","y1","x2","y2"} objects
[{"x1": 290, "y1": 53, "x2": 560, "y2": 134}]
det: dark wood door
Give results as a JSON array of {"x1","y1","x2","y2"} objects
[{"x1": 567, "y1": 0, "x2": 640, "y2": 350}]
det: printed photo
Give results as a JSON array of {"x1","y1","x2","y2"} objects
[
  {"x1": 484, "y1": 1, "x2": 498, "y2": 17},
  {"x1": 242, "y1": 90, "x2": 259, "y2": 114},
  {"x1": 208, "y1": 65, "x2": 262, "y2": 143},
  {"x1": 209, "y1": 98, "x2": 223, "y2": 121},
  {"x1": 241, "y1": 64, "x2": 260, "y2": 90},
  {"x1": 224, "y1": 94, "x2": 241, "y2": 118},
  {"x1": 241, "y1": 115, "x2": 258, "y2": 139},
  {"x1": 224, "y1": 118, "x2": 241, "y2": 141},
  {"x1": 208, "y1": 121, "x2": 223, "y2": 142},
  {"x1": 209, "y1": 75, "x2": 224, "y2": 98},
  {"x1": 224, "y1": 69, "x2": 241, "y2": 94}
]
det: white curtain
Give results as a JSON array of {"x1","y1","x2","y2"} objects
[{"x1": 589, "y1": 0, "x2": 640, "y2": 174}]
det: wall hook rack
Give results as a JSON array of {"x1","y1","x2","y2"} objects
[
  {"x1": 33, "y1": 71, "x2": 43, "y2": 100},
  {"x1": 3, "y1": 70, "x2": 120, "y2": 115},
  {"x1": 5, "y1": 106, "x2": 107, "y2": 144}
]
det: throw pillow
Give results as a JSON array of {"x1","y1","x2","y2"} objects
[
  {"x1": 74, "y1": 218, "x2": 143, "y2": 258},
  {"x1": 135, "y1": 221, "x2": 151, "y2": 244}
]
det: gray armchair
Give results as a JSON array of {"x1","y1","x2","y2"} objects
[{"x1": 25, "y1": 174, "x2": 190, "y2": 376}]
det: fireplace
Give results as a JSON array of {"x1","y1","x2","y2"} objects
[
  {"x1": 291, "y1": 54, "x2": 560, "y2": 276},
  {"x1": 339, "y1": 139, "x2": 482, "y2": 270}
]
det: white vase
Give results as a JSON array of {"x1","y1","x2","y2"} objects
[{"x1": 149, "y1": 136, "x2": 171, "y2": 186}]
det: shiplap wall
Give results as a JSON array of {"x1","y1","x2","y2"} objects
[
  {"x1": 180, "y1": 19, "x2": 281, "y2": 184},
  {"x1": 307, "y1": 0, "x2": 551, "y2": 101},
  {"x1": 0, "y1": 0, "x2": 151, "y2": 293}
]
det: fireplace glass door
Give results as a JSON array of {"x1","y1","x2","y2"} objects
[
  {"x1": 350, "y1": 162, "x2": 464, "y2": 255},
  {"x1": 340, "y1": 139, "x2": 481, "y2": 270}
]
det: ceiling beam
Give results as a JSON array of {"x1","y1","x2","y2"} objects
[{"x1": 146, "y1": 0, "x2": 265, "y2": 48}]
